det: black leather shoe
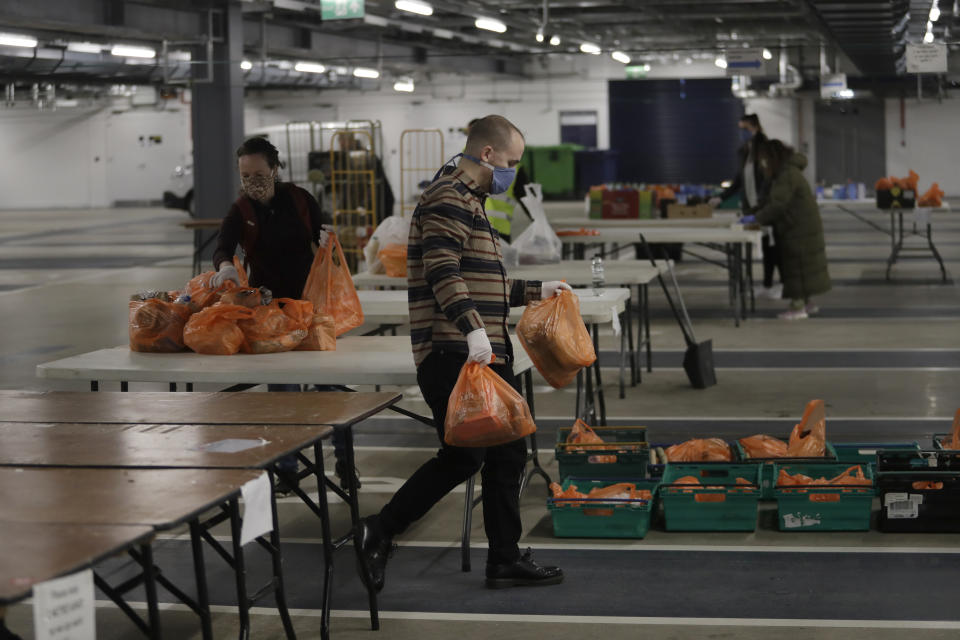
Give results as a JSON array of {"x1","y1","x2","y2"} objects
[
  {"x1": 485, "y1": 548, "x2": 564, "y2": 589},
  {"x1": 355, "y1": 516, "x2": 394, "y2": 593},
  {"x1": 335, "y1": 459, "x2": 362, "y2": 490}
]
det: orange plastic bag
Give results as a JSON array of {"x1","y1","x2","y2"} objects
[
  {"x1": 220, "y1": 288, "x2": 261, "y2": 308},
  {"x1": 237, "y1": 301, "x2": 307, "y2": 353},
  {"x1": 517, "y1": 289, "x2": 597, "y2": 389},
  {"x1": 444, "y1": 361, "x2": 537, "y2": 447},
  {"x1": 565, "y1": 419, "x2": 616, "y2": 462},
  {"x1": 897, "y1": 170, "x2": 919, "y2": 192},
  {"x1": 296, "y1": 311, "x2": 337, "y2": 351},
  {"x1": 777, "y1": 465, "x2": 869, "y2": 487},
  {"x1": 918, "y1": 183, "x2": 944, "y2": 207},
  {"x1": 129, "y1": 299, "x2": 192, "y2": 353},
  {"x1": 665, "y1": 438, "x2": 732, "y2": 462},
  {"x1": 184, "y1": 272, "x2": 234, "y2": 310},
  {"x1": 301, "y1": 234, "x2": 364, "y2": 337},
  {"x1": 233, "y1": 256, "x2": 250, "y2": 287},
  {"x1": 183, "y1": 304, "x2": 252, "y2": 355},
  {"x1": 377, "y1": 243, "x2": 407, "y2": 278},
  {"x1": 673, "y1": 476, "x2": 701, "y2": 485},
  {"x1": 875, "y1": 177, "x2": 892, "y2": 191},
  {"x1": 942, "y1": 409, "x2": 960, "y2": 450},
  {"x1": 786, "y1": 399, "x2": 827, "y2": 457},
  {"x1": 739, "y1": 434, "x2": 789, "y2": 458}
]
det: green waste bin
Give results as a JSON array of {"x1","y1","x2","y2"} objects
[{"x1": 526, "y1": 144, "x2": 581, "y2": 199}]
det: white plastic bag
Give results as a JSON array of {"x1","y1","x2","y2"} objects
[
  {"x1": 512, "y1": 183, "x2": 562, "y2": 265},
  {"x1": 363, "y1": 215, "x2": 411, "y2": 274}
]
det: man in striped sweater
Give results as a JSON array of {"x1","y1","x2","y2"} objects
[{"x1": 357, "y1": 115, "x2": 569, "y2": 591}]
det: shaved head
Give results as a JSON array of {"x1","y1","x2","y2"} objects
[{"x1": 465, "y1": 115, "x2": 524, "y2": 156}]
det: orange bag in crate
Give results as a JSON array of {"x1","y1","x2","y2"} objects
[
  {"x1": 238, "y1": 301, "x2": 307, "y2": 354},
  {"x1": 517, "y1": 289, "x2": 596, "y2": 389},
  {"x1": 786, "y1": 399, "x2": 826, "y2": 457},
  {"x1": 444, "y1": 360, "x2": 536, "y2": 448},
  {"x1": 129, "y1": 299, "x2": 192, "y2": 353},
  {"x1": 665, "y1": 438, "x2": 733, "y2": 462},
  {"x1": 183, "y1": 304, "x2": 252, "y2": 355},
  {"x1": 377, "y1": 243, "x2": 407, "y2": 277},
  {"x1": 301, "y1": 234, "x2": 364, "y2": 336},
  {"x1": 739, "y1": 434, "x2": 788, "y2": 458}
]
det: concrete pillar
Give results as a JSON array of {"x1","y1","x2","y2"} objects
[{"x1": 191, "y1": 0, "x2": 244, "y2": 264}]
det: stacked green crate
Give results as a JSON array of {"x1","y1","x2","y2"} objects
[
  {"x1": 772, "y1": 463, "x2": 874, "y2": 531},
  {"x1": 660, "y1": 464, "x2": 762, "y2": 531},
  {"x1": 735, "y1": 442, "x2": 839, "y2": 499},
  {"x1": 555, "y1": 426, "x2": 649, "y2": 479}
]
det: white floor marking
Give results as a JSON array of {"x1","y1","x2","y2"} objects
[{"x1": 87, "y1": 601, "x2": 960, "y2": 629}]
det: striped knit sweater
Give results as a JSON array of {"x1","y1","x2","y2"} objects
[{"x1": 408, "y1": 166, "x2": 541, "y2": 367}]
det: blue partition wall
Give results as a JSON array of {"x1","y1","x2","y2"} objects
[{"x1": 609, "y1": 78, "x2": 744, "y2": 184}]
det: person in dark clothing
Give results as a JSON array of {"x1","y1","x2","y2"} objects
[
  {"x1": 710, "y1": 114, "x2": 781, "y2": 299},
  {"x1": 355, "y1": 115, "x2": 566, "y2": 594},
  {"x1": 211, "y1": 137, "x2": 357, "y2": 489}
]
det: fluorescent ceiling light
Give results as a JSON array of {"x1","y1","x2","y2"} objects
[
  {"x1": 393, "y1": 78, "x2": 415, "y2": 92},
  {"x1": 353, "y1": 67, "x2": 380, "y2": 79},
  {"x1": 580, "y1": 42, "x2": 601, "y2": 55},
  {"x1": 111, "y1": 44, "x2": 155, "y2": 58},
  {"x1": 0, "y1": 33, "x2": 38, "y2": 48},
  {"x1": 55, "y1": 98, "x2": 79, "y2": 108},
  {"x1": 363, "y1": 14, "x2": 389, "y2": 27},
  {"x1": 923, "y1": 29, "x2": 934, "y2": 43},
  {"x1": 611, "y1": 51, "x2": 630, "y2": 64},
  {"x1": 642, "y1": 63, "x2": 651, "y2": 72},
  {"x1": 295, "y1": 61, "x2": 326, "y2": 73},
  {"x1": 535, "y1": 32, "x2": 544, "y2": 43},
  {"x1": 67, "y1": 42, "x2": 102, "y2": 54},
  {"x1": 715, "y1": 57, "x2": 727, "y2": 69},
  {"x1": 475, "y1": 18, "x2": 507, "y2": 33},
  {"x1": 434, "y1": 28, "x2": 454, "y2": 39},
  {"x1": 168, "y1": 50, "x2": 191, "y2": 62},
  {"x1": 333, "y1": 66, "x2": 349, "y2": 75},
  {"x1": 762, "y1": 48, "x2": 772, "y2": 60},
  {"x1": 837, "y1": 89, "x2": 854, "y2": 99},
  {"x1": 241, "y1": 60, "x2": 253, "y2": 70},
  {"x1": 395, "y1": 0, "x2": 433, "y2": 15},
  {"x1": 930, "y1": 0, "x2": 940, "y2": 21},
  {"x1": 684, "y1": 57, "x2": 693, "y2": 64},
  {"x1": 549, "y1": 35, "x2": 561, "y2": 46}
]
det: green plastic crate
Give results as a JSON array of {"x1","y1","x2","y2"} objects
[
  {"x1": 735, "y1": 441, "x2": 838, "y2": 499},
  {"x1": 772, "y1": 463, "x2": 874, "y2": 531},
  {"x1": 660, "y1": 463, "x2": 762, "y2": 532},
  {"x1": 548, "y1": 477, "x2": 658, "y2": 538},
  {"x1": 647, "y1": 440, "x2": 740, "y2": 478},
  {"x1": 932, "y1": 435, "x2": 957, "y2": 450},
  {"x1": 555, "y1": 426, "x2": 648, "y2": 480},
  {"x1": 831, "y1": 441, "x2": 919, "y2": 494}
]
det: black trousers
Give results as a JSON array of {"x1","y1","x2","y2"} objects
[
  {"x1": 762, "y1": 233, "x2": 781, "y2": 288},
  {"x1": 378, "y1": 350, "x2": 528, "y2": 565}
]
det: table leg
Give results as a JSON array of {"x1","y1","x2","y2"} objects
[
  {"x1": 266, "y1": 472, "x2": 297, "y2": 640},
  {"x1": 189, "y1": 521, "x2": 213, "y2": 640},
  {"x1": 310, "y1": 442, "x2": 335, "y2": 640},
  {"x1": 228, "y1": 498, "x2": 250, "y2": 640},
  {"x1": 344, "y1": 426, "x2": 380, "y2": 630},
  {"x1": 618, "y1": 307, "x2": 626, "y2": 399},
  {"x1": 737, "y1": 243, "x2": 747, "y2": 322},
  {"x1": 643, "y1": 283, "x2": 652, "y2": 373},
  {"x1": 927, "y1": 223, "x2": 948, "y2": 283},
  {"x1": 886, "y1": 211, "x2": 903, "y2": 281},
  {"x1": 591, "y1": 324, "x2": 607, "y2": 426},
  {"x1": 746, "y1": 241, "x2": 756, "y2": 313},
  {"x1": 90, "y1": 380, "x2": 98, "y2": 392},
  {"x1": 626, "y1": 287, "x2": 637, "y2": 386},
  {"x1": 141, "y1": 543, "x2": 161, "y2": 640},
  {"x1": 121, "y1": 381, "x2": 128, "y2": 392}
]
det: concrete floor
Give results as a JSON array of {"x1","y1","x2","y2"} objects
[{"x1": 2, "y1": 201, "x2": 960, "y2": 639}]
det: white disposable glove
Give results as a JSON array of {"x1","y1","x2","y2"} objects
[
  {"x1": 541, "y1": 281, "x2": 573, "y2": 298},
  {"x1": 708, "y1": 196, "x2": 723, "y2": 208},
  {"x1": 318, "y1": 224, "x2": 335, "y2": 249},
  {"x1": 211, "y1": 263, "x2": 241, "y2": 287},
  {"x1": 466, "y1": 328, "x2": 493, "y2": 366}
]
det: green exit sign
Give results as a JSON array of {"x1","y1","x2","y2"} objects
[{"x1": 321, "y1": 0, "x2": 364, "y2": 20}]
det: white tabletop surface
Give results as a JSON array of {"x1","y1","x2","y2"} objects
[
  {"x1": 37, "y1": 335, "x2": 533, "y2": 386},
  {"x1": 356, "y1": 287, "x2": 631, "y2": 325},
  {"x1": 555, "y1": 226, "x2": 764, "y2": 245},
  {"x1": 353, "y1": 259, "x2": 668, "y2": 289},
  {"x1": 551, "y1": 214, "x2": 740, "y2": 228}
]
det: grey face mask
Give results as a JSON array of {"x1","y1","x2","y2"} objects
[{"x1": 241, "y1": 174, "x2": 274, "y2": 201}]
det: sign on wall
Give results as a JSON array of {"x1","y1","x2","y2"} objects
[
  {"x1": 820, "y1": 73, "x2": 847, "y2": 98},
  {"x1": 725, "y1": 49, "x2": 765, "y2": 76},
  {"x1": 905, "y1": 43, "x2": 948, "y2": 73},
  {"x1": 321, "y1": 0, "x2": 364, "y2": 20}
]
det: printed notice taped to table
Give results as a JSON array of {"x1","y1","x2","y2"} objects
[
  {"x1": 240, "y1": 472, "x2": 273, "y2": 545},
  {"x1": 198, "y1": 438, "x2": 268, "y2": 454},
  {"x1": 906, "y1": 43, "x2": 948, "y2": 74},
  {"x1": 32, "y1": 568, "x2": 95, "y2": 640}
]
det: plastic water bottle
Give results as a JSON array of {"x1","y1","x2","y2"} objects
[{"x1": 591, "y1": 256, "x2": 605, "y2": 294}]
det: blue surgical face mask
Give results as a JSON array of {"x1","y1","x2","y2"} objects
[
  {"x1": 739, "y1": 129, "x2": 753, "y2": 143},
  {"x1": 463, "y1": 153, "x2": 516, "y2": 195}
]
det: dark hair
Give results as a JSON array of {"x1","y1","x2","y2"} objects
[
  {"x1": 465, "y1": 115, "x2": 524, "y2": 155},
  {"x1": 757, "y1": 138, "x2": 793, "y2": 175},
  {"x1": 740, "y1": 113, "x2": 762, "y2": 131},
  {"x1": 236, "y1": 136, "x2": 284, "y2": 169}
]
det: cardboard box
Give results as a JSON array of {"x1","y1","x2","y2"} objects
[{"x1": 666, "y1": 203, "x2": 713, "y2": 219}]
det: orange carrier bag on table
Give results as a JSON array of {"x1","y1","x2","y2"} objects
[
  {"x1": 129, "y1": 299, "x2": 192, "y2": 353},
  {"x1": 301, "y1": 234, "x2": 364, "y2": 337},
  {"x1": 517, "y1": 289, "x2": 597, "y2": 389},
  {"x1": 183, "y1": 304, "x2": 252, "y2": 355},
  {"x1": 237, "y1": 301, "x2": 307, "y2": 354},
  {"x1": 184, "y1": 272, "x2": 235, "y2": 310},
  {"x1": 377, "y1": 243, "x2": 407, "y2": 278},
  {"x1": 444, "y1": 361, "x2": 537, "y2": 447}
]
